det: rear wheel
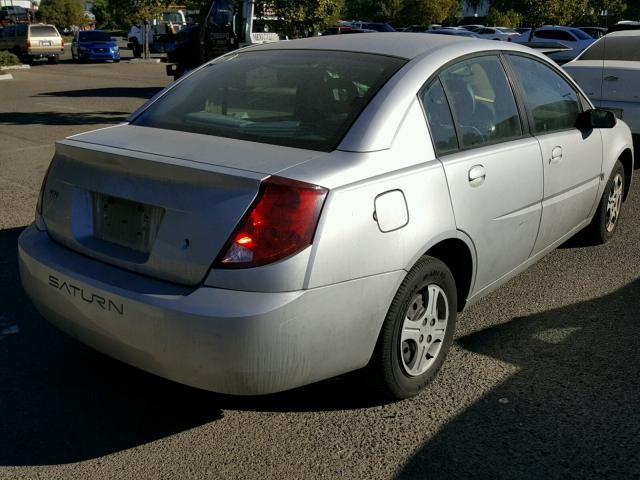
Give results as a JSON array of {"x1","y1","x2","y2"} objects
[
  {"x1": 588, "y1": 161, "x2": 625, "y2": 244},
  {"x1": 47, "y1": 56, "x2": 57, "y2": 64},
  {"x1": 365, "y1": 256, "x2": 457, "y2": 400}
]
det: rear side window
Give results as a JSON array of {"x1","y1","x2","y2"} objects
[
  {"x1": 30, "y1": 26, "x2": 58, "y2": 37},
  {"x1": 578, "y1": 38, "x2": 605, "y2": 60},
  {"x1": 421, "y1": 79, "x2": 458, "y2": 156},
  {"x1": 133, "y1": 50, "x2": 406, "y2": 151},
  {"x1": 508, "y1": 55, "x2": 581, "y2": 133},
  {"x1": 439, "y1": 55, "x2": 522, "y2": 149}
]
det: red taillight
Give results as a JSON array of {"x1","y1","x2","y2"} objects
[
  {"x1": 61, "y1": 39, "x2": 64, "y2": 47},
  {"x1": 215, "y1": 176, "x2": 328, "y2": 268},
  {"x1": 25, "y1": 40, "x2": 31, "y2": 48}
]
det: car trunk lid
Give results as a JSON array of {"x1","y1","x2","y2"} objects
[{"x1": 41, "y1": 126, "x2": 324, "y2": 285}]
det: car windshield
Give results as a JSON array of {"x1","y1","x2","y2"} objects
[
  {"x1": 571, "y1": 28, "x2": 591, "y2": 40},
  {"x1": 133, "y1": 50, "x2": 406, "y2": 151},
  {"x1": 78, "y1": 31, "x2": 111, "y2": 42},
  {"x1": 30, "y1": 26, "x2": 57, "y2": 37}
]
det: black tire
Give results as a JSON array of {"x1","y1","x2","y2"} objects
[
  {"x1": 365, "y1": 255, "x2": 457, "y2": 400},
  {"x1": 588, "y1": 160, "x2": 625, "y2": 244},
  {"x1": 113, "y1": 58, "x2": 121, "y2": 63},
  {"x1": 47, "y1": 56, "x2": 57, "y2": 65}
]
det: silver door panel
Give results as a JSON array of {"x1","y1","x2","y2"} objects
[{"x1": 441, "y1": 138, "x2": 543, "y2": 293}]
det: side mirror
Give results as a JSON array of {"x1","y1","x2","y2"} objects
[{"x1": 576, "y1": 109, "x2": 616, "y2": 129}]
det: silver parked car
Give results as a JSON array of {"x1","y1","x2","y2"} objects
[{"x1": 19, "y1": 34, "x2": 634, "y2": 399}]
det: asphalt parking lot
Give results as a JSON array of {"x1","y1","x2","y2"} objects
[{"x1": 0, "y1": 52, "x2": 639, "y2": 480}]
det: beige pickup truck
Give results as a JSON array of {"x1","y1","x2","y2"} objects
[{"x1": 0, "y1": 23, "x2": 63, "y2": 63}]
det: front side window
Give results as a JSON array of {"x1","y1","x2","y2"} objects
[
  {"x1": 439, "y1": 55, "x2": 522, "y2": 149},
  {"x1": 508, "y1": 55, "x2": 581, "y2": 134},
  {"x1": 133, "y1": 50, "x2": 406, "y2": 151},
  {"x1": 421, "y1": 79, "x2": 458, "y2": 156}
]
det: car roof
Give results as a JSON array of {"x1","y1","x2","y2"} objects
[
  {"x1": 607, "y1": 29, "x2": 640, "y2": 37},
  {"x1": 245, "y1": 32, "x2": 534, "y2": 60},
  {"x1": 539, "y1": 25, "x2": 581, "y2": 31}
]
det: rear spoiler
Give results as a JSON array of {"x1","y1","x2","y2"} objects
[{"x1": 519, "y1": 41, "x2": 573, "y2": 54}]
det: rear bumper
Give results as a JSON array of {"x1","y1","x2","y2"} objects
[
  {"x1": 18, "y1": 225, "x2": 401, "y2": 395},
  {"x1": 27, "y1": 49, "x2": 63, "y2": 58}
]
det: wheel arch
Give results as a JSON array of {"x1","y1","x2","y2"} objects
[
  {"x1": 618, "y1": 148, "x2": 633, "y2": 201},
  {"x1": 423, "y1": 235, "x2": 476, "y2": 312}
]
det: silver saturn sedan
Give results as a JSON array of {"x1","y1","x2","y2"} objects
[{"x1": 19, "y1": 34, "x2": 634, "y2": 399}]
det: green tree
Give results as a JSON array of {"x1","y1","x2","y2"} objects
[
  {"x1": 267, "y1": 0, "x2": 344, "y2": 37},
  {"x1": 624, "y1": 2, "x2": 640, "y2": 19},
  {"x1": 398, "y1": 0, "x2": 460, "y2": 25},
  {"x1": 486, "y1": 7, "x2": 521, "y2": 27},
  {"x1": 38, "y1": 0, "x2": 85, "y2": 30},
  {"x1": 91, "y1": 0, "x2": 117, "y2": 29},
  {"x1": 491, "y1": 0, "x2": 589, "y2": 26},
  {"x1": 344, "y1": 0, "x2": 459, "y2": 25}
]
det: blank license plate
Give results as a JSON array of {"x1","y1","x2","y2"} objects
[
  {"x1": 40, "y1": 41, "x2": 52, "y2": 46},
  {"x1": 92, "y1": 193, "x2": 163, "y2": 253}
]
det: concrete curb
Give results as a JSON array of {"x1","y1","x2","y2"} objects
[
  {"x1": 0, "y1": 73, "x2": 14, "y2": 81},
  {"x1": 0, "y1": 64, "x2": 30, "y2": 71},
  {"x1": 129, "y1": 58, "x2": 161, "y2": 64}
]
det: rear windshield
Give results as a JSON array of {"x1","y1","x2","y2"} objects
[
  {"x1": 78, "y1": 31, "x2": 111, "y2": 42},
  {"x1": 30, "y1": 26, "x2": 58, "y2": 37},
  {"x1": 133, "y1": 50, "x2": 406, "y2": 151},
  {"x1": 571, "y1": 28, "x2": 591, "y2": 40}
]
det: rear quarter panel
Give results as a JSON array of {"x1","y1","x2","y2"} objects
[{"x1": 281, "y1": 99, "x2": 459, "y2": 289}]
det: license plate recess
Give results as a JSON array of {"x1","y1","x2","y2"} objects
[{"x1": 92, "y1": 193, "x2": 163, "y2": 253}]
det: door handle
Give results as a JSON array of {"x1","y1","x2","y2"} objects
[
  {"x1": 468, "y1": 164, "x2": 486, "y2": 187},
  {"x1": 604, "y1": 75, "x2": 619, "y2": 82},
  {"x1": 550, "y1": 146, "x2": 563, "y2": 164}
]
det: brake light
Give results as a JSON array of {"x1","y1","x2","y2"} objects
[
  {"x1": 61, "y1": 39, "x2": 64, "y2": 47},
  {"x1": 25, "y1": 40, "x2": 31, "y2": 48},
  {"x1": 215, "y1": 176, "x2": 328, "y2": 268}
]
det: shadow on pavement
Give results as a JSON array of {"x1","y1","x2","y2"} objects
[
  {"x1": 0, "y1": 111, "x2": 129, "y2": 126},
  {"x1": 0, "y1": 227, "x2": 223, "y2": 466},
  {"x1": 0, "y1": 226, "x2": 384, "y2": 466},
  {"x1": 37, "y1": 87, "x2": 163, "y2": 99},
  {"x1": 399, "y1": 280, "x2": 640, "y2": 479}
]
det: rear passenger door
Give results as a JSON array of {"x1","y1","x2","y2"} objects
[
  {"x1": 421, "y1": 54, "x2": 543, "y2": 293},
  {"x1": 507, "y1": 54, "x2": 602, "y2": 254}
]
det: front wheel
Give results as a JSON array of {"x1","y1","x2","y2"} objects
[
  {"x1": 365, "y1": 256, "x2": 457, "y2": 400},
  {"x1": 588, "y1": 161, "x2": 625, "y2": 244}
]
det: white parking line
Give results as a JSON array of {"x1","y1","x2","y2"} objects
[{"x1": 35, "y1": 101, "x2": 89, "y2": 112}]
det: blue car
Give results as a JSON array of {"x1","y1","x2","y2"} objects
[{"x1": 71, "y1": 30, "x2": 120, "y2": 62}]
